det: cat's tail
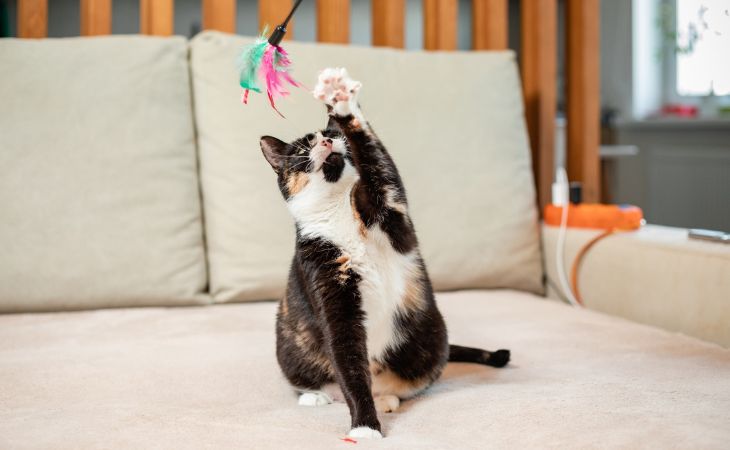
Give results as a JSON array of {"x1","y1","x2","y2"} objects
[{"x1": 448, "y1": 344, "x2": 510, "y2": 368}]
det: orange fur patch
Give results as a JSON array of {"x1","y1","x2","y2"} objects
[
  {"x1": 294, "y1": 322, "x2": 314, "y2": 349},
  {"x1": 335, "y1": 254, "x2": 351, "y2": 272},
  {"x1": 369, "y1": 361, "x2": 385, "y2": 376},
  {"x1": 402, "y1": 273, "x2": 426, "y2": 312},
  {"x1": 291, "y1": 321, "x2": 334, "y2": 376},
  {"x1": 350, "y1": 189, "x2": 368, "y2": 237},
  {"x1": 335, "y1": 253, "x2": 352, "y2": 283},
  {"x1": 371, "y1": 366, "x2": 430, "y2": 399},
  {"x1": 286, "y1": 172, "x2": 309, "y2": 196}
]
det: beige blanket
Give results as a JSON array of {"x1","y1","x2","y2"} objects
[{"x1": 2, "y1": 290, "x2": 729, "y2": 449}]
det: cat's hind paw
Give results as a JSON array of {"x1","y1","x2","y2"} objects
[
  {"x1": 313, "y1": 67, "x2": 361, "y2": 117},
  {"x1": 374, "y1": 395, "x2": 400, "y2": 413},
  {"x1": 298, "y1": 392, "x2": 332, "y2": 406}
]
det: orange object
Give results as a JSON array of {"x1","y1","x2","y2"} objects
[
  {"x1": 569, "y1": 228, "x2": 614, "y2": 305},
  {"x1": 544, "y1": 204, "x2": 643, "y2": 230},
  {"x1": 545, "y1": 203, "x2": 644, "y2": 306}
]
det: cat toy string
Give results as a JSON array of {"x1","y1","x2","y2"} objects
[{"x1": 238, "y1": 0, "x2": 304, "y2": 117}]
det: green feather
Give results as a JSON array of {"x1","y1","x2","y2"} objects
[{"x1": 238, "y1": 29, "x2": 269, "y2": 92}]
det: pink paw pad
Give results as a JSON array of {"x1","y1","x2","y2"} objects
[{"x1": 312, "y1": 68, "x2": 361, "y2": 117}]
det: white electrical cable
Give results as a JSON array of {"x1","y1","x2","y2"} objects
[{"x1": 554, "y1": 167, "x2": 580, "y2": 307}]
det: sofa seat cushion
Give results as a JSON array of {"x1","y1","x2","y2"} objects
[
  {"x1": 0, "y1": 36, "x2": 208, "y2": 312},
  {"x1": 190, "y1": 31, "x2": 543, "y2": 303},
  {"x1": 1, "y1": 291, "x2": 729, "y2": 449}
]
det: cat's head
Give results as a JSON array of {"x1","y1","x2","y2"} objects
[{"x1": 260, "y1": 124, "x2": 358, "y2": 207}]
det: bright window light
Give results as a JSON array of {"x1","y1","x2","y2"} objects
[{"x1": 676, "y1": 0, "x2": 730, "y2": 96}]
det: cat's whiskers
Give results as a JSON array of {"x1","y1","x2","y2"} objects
[
  {"x1": 291, "y1": 142, "x2": 313, "y2": 154},
  {"x1": 288, "y1": 159, "x2": 313, "y2": 171}
]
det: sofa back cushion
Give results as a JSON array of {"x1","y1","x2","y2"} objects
[
  {"x1": 190, "y1": 31, "x2": 543, "y2": 303},
  {"x1": 0, "y1": 36, "x2": 208, "y2": 312}
]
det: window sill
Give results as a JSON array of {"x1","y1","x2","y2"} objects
[{"x1": 616, "y1": 117, "x2": 730, "y2": 130}]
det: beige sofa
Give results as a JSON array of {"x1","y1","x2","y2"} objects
[{"x1": 1, "y1": 32, "x2": 729, "y2": 449}]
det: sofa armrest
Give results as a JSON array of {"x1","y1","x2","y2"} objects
[{"x1": 542, "y1": 224, "x2": 730, "y2": 347}]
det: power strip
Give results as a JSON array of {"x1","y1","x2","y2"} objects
[{"x1": 544, "y1": 204, "x2": 643, "y2": 231}]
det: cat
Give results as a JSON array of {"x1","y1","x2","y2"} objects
[{"x1": 259, "y1": 68, "x2": 510, "y2": 439}]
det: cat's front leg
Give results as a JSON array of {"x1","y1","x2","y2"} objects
[
  {"x1": 318, "y1": 288, "x2": 382, "y2": 438},
  {"x1": 313, "y1": 69, "x2": 411, "y2": 242},
  {"x1": 301, "y1": 242, "x2": 382, "y2": 438}
]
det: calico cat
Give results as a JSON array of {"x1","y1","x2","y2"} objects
[{"x1": 260, "y1": 68, "x2": 510, "y2": 439}]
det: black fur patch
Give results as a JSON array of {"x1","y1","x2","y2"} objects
[
  {"x1": 448, "y1": 345, "x2": 511, "y2": 368},
  {"x1": 322, "y1": 152, "x2": 345, "y2": 183}
]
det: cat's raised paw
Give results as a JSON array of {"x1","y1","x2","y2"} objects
[
  {"x1": 313, "y1": 67, "x2": 361, "y2": 117},
  {"x1": 298, "y1": 392, "x2": 332, "y2": 406},
  {"x1": 374, "y1": 394, "x2": 400, "y2": 413},
  {"x1": 348, "y1": 426, "x2": 383, "y2": 439}
]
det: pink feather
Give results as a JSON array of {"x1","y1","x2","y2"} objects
[{"x1": 260, "y1": 45, "x2": 300, "y2": 117}]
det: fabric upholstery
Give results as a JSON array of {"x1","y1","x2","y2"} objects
[
  {"x1": 0, "y1": 36, "x2": 208, "y2": 311},
  {"x1": 1, "y1": 290, "x2": 729, "y2": 449},
  {"x1": 190, "y1": 31, "x2": 543, "y2": 303},
  {"x1": 542, "y1": 224, "x2": 730, "y2": 347}
]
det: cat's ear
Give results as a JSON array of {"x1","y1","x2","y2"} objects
[{"x1": 260, "y1": 136, "x2": 289, "y2": 173}]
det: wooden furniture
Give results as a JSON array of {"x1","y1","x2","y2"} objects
[{"x1": 15, "y1": 0, "x2": 600, "y2": 208}]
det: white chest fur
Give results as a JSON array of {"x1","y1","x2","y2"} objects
[{"x1": 288, "y1": 169, "x2": 416, "y2": 360}]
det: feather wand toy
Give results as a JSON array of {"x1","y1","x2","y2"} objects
[{"x1": 238, "y1": 0, "x2": 304, "y2": 117}]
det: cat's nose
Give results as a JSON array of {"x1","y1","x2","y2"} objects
[{"x1": 321, "y1": 138, "x2": 333, "y2": 149}]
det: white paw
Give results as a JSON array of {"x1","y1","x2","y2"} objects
[
  {"x1": 313, "y1": 67, "x2": 362, "y2": 117},
  {"x1": 298, "y1": 392, "x2": 332, "y2": 406},
  {"x1": 374, "y1": 395, "x2": 400, "y2": 413},
  {"x1": 348, "y1": 426, "x2": 383, "y2": 439}
]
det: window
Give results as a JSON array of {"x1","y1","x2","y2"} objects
[{"x1": 675, "y1": 0, "x2": 730, "y2": 96}]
